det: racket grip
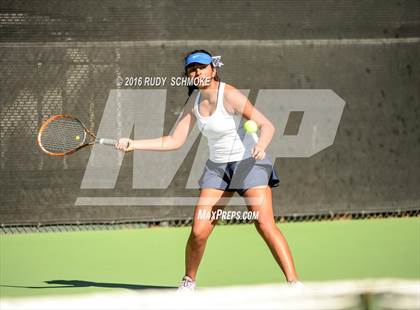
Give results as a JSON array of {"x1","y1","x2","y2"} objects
[{"x1": 96, "y1": 138, "x2": 117, "y2": 145}]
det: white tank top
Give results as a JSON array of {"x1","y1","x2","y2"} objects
[{"x1": 193, "y1": 82, "x2": 256, "y2": 163}]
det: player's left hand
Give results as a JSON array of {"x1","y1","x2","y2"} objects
[{"x1": 251, "y1": 145, "x2": 266, "y2": 160}]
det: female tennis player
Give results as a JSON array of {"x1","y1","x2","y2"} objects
[{"x1": 116, "y1": 50, "x2": 303, "y2": 291}]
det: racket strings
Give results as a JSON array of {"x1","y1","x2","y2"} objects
[{"x1": 39, "y1": 118, "x2": 86, "y2": 154}]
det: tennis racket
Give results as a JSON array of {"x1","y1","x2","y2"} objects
[{"x1": 37, "y1": 114, "x2": 117, "y2": 156}]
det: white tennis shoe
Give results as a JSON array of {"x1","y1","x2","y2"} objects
[
  {"x1": 287, "y1": 280, "x2": 306, "y2": 291},
  {"x1": 177, "y1": 276, "x2": 196, "y2": 292}
]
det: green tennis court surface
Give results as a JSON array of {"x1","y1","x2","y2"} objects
[{"x1": 1, "y1": 217, "x2": 419, "y2": 298}]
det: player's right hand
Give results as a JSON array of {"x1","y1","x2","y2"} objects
[{"x1": 116, "y1": 138, "x2": 133, "y2": 152}]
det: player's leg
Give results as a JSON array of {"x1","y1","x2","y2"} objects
[
  {"x1": 184, "y1": 188, "x2": 234, "y2": 281},
  {"x1": 243, "y1": 185, "x2": 299, "y2": 282}
]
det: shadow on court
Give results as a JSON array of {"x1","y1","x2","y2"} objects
[{"x1": 0, "y1": 280, "x2": 175, "y2": 291}]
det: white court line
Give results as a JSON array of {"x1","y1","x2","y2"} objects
[{"x1": 0, "y1": 38, "x2": 420, "y2": 48}]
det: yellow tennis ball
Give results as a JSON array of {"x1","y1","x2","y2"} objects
[
  {"x1": 75, "y1": 135, "x2": 80, "y2": 141},
  {"x1": 244, "y1": 120, "x2": 258, "y2": 133}
]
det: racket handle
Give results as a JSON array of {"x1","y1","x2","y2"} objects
[{"x1": 96, "y1": 138, "x2": 117, "y2": 145}]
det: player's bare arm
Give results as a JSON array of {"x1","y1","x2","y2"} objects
[
  {"x1": 224, "y1": 84, "x2": 275, "y2": 159},
  {"x1": 115, "y1": 94, "x2": 197, "y2": 152}
]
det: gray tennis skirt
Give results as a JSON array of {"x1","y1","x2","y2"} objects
[{"x1": 198, "y1": 156, "x2": 280, "y2": 196}]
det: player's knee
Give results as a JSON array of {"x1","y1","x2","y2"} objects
[
  {"x1": 191, "y1": 224, "x2": 212, "y2": 243},
  {"x1": 254, "y1": 218, "x2": 276, "y2": 234}
]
